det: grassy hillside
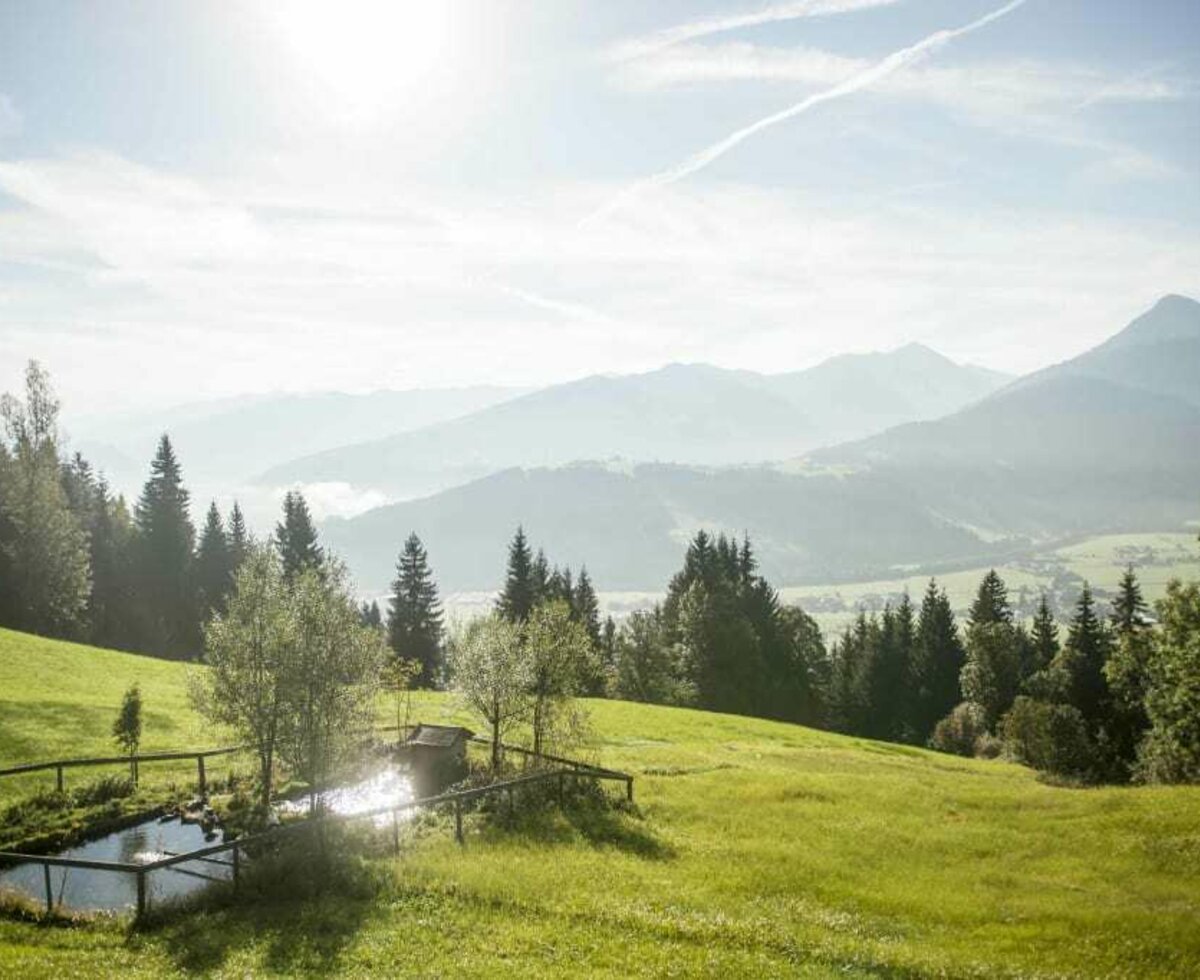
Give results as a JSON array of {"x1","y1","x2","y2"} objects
[{"x1": 1, "y1": 630, "x2": 1199, "y2": 977}]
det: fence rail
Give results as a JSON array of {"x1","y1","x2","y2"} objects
[
  {"x1": 0, "y1": 745, "x2": 247, "y2": 795},
  {"x1": 0, "y1": 743, "x2": 633, "y2": 919}
]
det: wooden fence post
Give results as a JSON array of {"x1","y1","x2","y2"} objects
[
  {"x1": 454, "y1": 799, "x2": 463, "y2": 844},
  {"x1": 42, "y1": 862, "x2": 52, "y2": 915},
  {"x1": 232, "y1": 841, "x2": 240, "y2": 895},
  {"x1": 392, "y1": 810, "x2": 400, "y2": 854},
  {"x1": 626, "y1": 777, "x2": 634, "y2": 803},
  {"x1": 557, "y1": 771, "x2": 564, "y2": 806},
  {"x1": 55, "y1": 766, "x2": 64, "y2": 795},
  {"x1": 197, "y1": 755, "x2": 207, "y2": 797},
  {"x1": 136, "y1": 869, "x2": 147, "y2": 919}
]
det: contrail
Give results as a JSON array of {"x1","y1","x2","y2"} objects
[
  {"x1": 585, "y1": 0, "x2": 1029, "y2": 226},
  {"x1": 609, "y1": 0, "x2": 905, "y2": 62}
]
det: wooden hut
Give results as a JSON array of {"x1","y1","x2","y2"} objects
[{"x1": 405, "y1": 724, "x2": 474, "y2": 793}]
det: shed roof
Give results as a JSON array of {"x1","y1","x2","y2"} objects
[{"x1": 408, "y1": 724, "x2": 474, "y2": 748}]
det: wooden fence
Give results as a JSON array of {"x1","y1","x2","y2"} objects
[
  {"x1": 0, "y1": 745, "x2": 633, "y2": 919},
  {"x1": 0, "y1": 746, "x2": 246, "y2": 796}
]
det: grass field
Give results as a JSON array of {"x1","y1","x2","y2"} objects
[{"x1": 2, "y1": 627, "x2": 1200, "y2": 977}]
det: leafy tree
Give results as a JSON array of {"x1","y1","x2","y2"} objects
[
  {"x1": 614, "y1": 608, "x2": 684, "y2": 704},
  {"x1": 133, "y1": 434, "x2": 198, "y2": 658},
  {"x1": 382, "y1": 656, "x2": 422, "y2": 742},
  {"x1": 195, "y1": 501, "x2": 232, "y2": 622},
  {"x1": 496, "y1": 526, "x2": 536, "y2": 622},
  {"x1": 1001, "y1": 696, "x2": 1094, "y2": 778},
  {"x1": 523, "y1": 599, "x2": 593, "y2": 756},
  {"x1": 777, "y1": 603, "x2": 829, "y2": 727},
  {"x1": 0, "y1": 362, "x2": 90, "y2": 637},
  {"x1": 911, "y1": 581, "x2": 965, "y2": 740},
  {"x1": 274, "y1": 490, "x2": 323, "y2": 581},
  {"x1": 449, "y1": 614, "x2": 531, "y2": 770},
  {"x1": 1136, "y1": 579, "x2": 1200, "y2": 784},
  {"x1": 195, "y1": 546, "x2": 293, "y2": 806},
  {"x1": 112, "y1": 684, "x2": 143, "y2": 783},
  {"x1": 280, "y1": 563, "x2": 385, "y2": 814},
  {"x1": 961, "y1": 621, "x2": 1022, "y2": 731},
  {"x1": 930, "y1": 701, "x2": 986, "y2": 757},
  {"x1": 387, "y1": 532, "x2": 444, "y2": 688},
  {"x1": 969, "y1": 570, "x2": 1013, "y2": 628}
]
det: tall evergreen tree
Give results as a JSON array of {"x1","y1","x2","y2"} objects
[
  {"x1": 912, "y1": 581, "x2": 965, "y2": 740},
  {"x1": 195, "y1": 501, "x2": 232, "y2": 622},
  {"x1": 133, "y1": 434, "x2": 197, "y2": 658},
  {"x1": 360, "y1": 600, "x2": 383, "y2": 629},
  {"x1": 1056, "y1": 583, "x2": 1113, "y2": 732},
  {"x1": 1111, "y1": 565, "x2": 1150, "y2": 635},
  {"x1": 274, "y1": 490, "x2": 322, "y2": 580},
  {"x1": 85, "y1": 478, "x2": 138, "y2": 650},
  {"x1": 496, "y1": 526, "x2": 536, "y2": 622},
  {"x1": 574, "y1": 567, "x2": 601, "y2": 649},
  {"x1": 531, "y1": 548, "x2": 551, "y2": 606},
  {"x1": 969, "y1": 570, "x2": 1013, "y2": 627},
  {"x1": 1030, "y1": 593, "x2": 1060, "y2": 674},
  {"x1": 227, "y1": 501, "x2": 250, "y2": 573},
  {"x1": 387, "y1": 532, "x2": 444, "y2": 687}
]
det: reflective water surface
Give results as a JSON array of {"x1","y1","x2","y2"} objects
[
  {"x1": 277, "y1": 768, "x2": 415, "y2": 825},
  {"x1": 0, "y1": 816, "x2": 228, "y2": 913}
]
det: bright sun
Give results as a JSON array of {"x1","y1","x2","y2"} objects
[{"x1": 269, "y1": 0, "x2": 459, "y2": 124}]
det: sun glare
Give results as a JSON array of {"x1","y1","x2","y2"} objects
[{"x1": 270, "y1": 0, "x2": 459, "y2": 124}]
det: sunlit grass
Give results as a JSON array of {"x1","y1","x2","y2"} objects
[{"x1": 1, "y1": 628, "x2": 1198, "y2": 976}]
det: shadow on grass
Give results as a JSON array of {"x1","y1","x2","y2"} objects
[
  {"x1": 132, "y1": 825, "x2": 387, "y2": 976},
  {"x1": 482, "y1": 783, "x2": 675, "y2": 861}
]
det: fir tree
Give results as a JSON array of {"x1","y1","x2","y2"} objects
[
  {"x1": 1030, "y1": 594, "x2": 1060, "y2": 673},
  {"x1": 195, "y1": 501, "x2": 232, "y2": 621},
  {"x1": 912, "y1": 581, "x2": 965, "y2": 740},
  {"x1": 1111, "y1": 565, "x2": 1149, "y2": 635},
  {"x1": 360, "y1": 600, "x2": 383, "y2": 629},
  {"x1": 574, "y1": 567, "x2": 601, "y2": 648},
  {"x1": 496, "y1": 526, "x2": 536, "y2": 622},
  {"x1": 969, "y1": 570, "x2": 1013, "y2": 627},
  {"x1": 387, "y1": 532, "x2": 444, "y2": 687},
  {"x1": 133, "y1": 434, "x2": 197, "y2": 658},
  {"x1": 531, "y1": 548, "x2": 551, "y2": 605},
  {"x1": 227, "y1": 501, "x2": 250, "y2": 572},
  {"x1": 1056, "y1": 583, "x2": 1114, "y2": 733},
  {"x1": 274, "y1": 490, "x2": 323, "y2": 581}
]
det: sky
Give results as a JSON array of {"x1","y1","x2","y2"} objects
[{"x1": 0, "y1": 0, "x2": 1198, "y2": 417}]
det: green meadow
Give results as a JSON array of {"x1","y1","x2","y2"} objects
[{"x1": 1, "y1": 626, "x2": 1199, "y2": 978}]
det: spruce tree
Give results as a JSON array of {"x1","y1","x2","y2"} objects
[
  {"x1": 195, "y1": 501, "x2": 232, "y2": 621},
  {"x1": 360, "y1": 600, "x2": 383, "y2": 629},
  {"x1": 86, "y1": 479, "x2": 137, "y2": 650},
  {"x1": 274, "y1": 490, "x2": 323, "y2": 580},
  {"x1": 227, "y1": 501, "x2": 250, "y2": 572},
  {"x1": 496, "y1": 526, "x2": 536, "y2": 622},
  {"x1": 133, "y1": 434, "x2": 197, "y2": 658},
  {"x1": 1111, "y1": 565, "x2": 1149, "y2": 635},
  {"x1": 574, "y1": 567, "x2": 602, "y2": 648},
  {"x1": 1030, "y1": 594, "x2": 1059, "y2": 673},
  {"x1": 387, "y1": 532, "x2": 444, "y2": 687},
  {"x1": 912, "y1": 581, "x2": 965, "y2": 740},
  {"x1": 531, "y1": 548, "x2": 551, "y2": 606},
  {"x1": 1057, "y1": 583, "x2": 1113, "y2": 731},
  {"x1": 969, "y1": 570, "x2": 1013, "y2": 627}
]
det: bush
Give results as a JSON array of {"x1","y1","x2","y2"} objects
[
  {"x1": 930, "y1": 702, "x2": 986, "y2": 757},
  {"x1": 973, "y1": 733, "x2": 1004, "y2": 759},
  {"x1": 1001, "y1": 696, "x2": 1095, "y2": 779}
]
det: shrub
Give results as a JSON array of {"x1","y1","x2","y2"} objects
[
  {"x1": 1001, "y1": 696, "x2": 1095, "y2": 779},
  {"x1": 973, "y1": 733, "x2": 1004, "y2": 759},
  {"x1": 930, "y1": 702, "x2": 986, "y2": 757}
]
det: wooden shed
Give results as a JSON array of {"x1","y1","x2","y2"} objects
[{"x1": 405, "y1": 724, "x2": 474, "y2": 793}]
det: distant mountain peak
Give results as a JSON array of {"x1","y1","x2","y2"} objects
[{"x1": 1107, "y1": 293, "x2": 1200, "y2": 348}]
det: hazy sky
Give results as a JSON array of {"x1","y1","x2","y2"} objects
[{"x1": 1, "y1": 0, "x2": 1198, "y2": 416}]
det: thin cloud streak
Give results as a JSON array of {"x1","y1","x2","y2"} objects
[
  {"x1": 585, "y1": 0, "x2": 1030, "y2": 225},
  {"x1": 608, "y1": 0, "x2": 905, "y2": 62}
]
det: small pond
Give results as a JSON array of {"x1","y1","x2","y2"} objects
[
  {"x1": 0, "y1": 768, "x2": 416, "y2": 913},
  {"x1": 0, "y1": 816, "x2": 229, "y2": 913}
]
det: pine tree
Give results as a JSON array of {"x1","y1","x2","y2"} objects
[
  {"x1": 912, "y1": 581, "x2": 965, "y2": 740},
  {"x1": 531, "y1": 548, "x2": 551, "y2": 606},
  {"x1": 227, "y1": 501, "x2": 250, "y2": 572},
  {"x1": 1030, "y1": 594, "x2": 1059, "y2": 673},
  {"x1": 360, "y1": 600, "x2": 383, "y2": 629},
  {"x1": 195, "y1": 501, "x2": 232, "y2": 621},
  {"x1": 85, "y1": 479, "x2": 137, "y2": 650},
  {"x1": 496, "y1": 526, "x2": 536, "y2": 622},
  {"x1": 387, "y1": 532, "x2": 444, "y2": 687},
  {"x1": 133, "y1": 434, "x2": 197, "y2": 658},
  {"x1": 1056, "y1": 583, "x2": 1113, "y2": 731},
  {"x1": 574, "y1": 567, "x2": 602, "y2": 648},
  {"x1": 1111, "y1": 565, "x2": 1149, "y2": 635},
  {"x1": 274, "y1": 490, "x2": 323, "y2": 581},
  {"x1": 969, "y1": 570, "x2": 1013, "y2": 627}
]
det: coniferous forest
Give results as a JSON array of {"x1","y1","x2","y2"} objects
[{"x1": 3, "y1": 360, "x2": 1199, "y2": 786}]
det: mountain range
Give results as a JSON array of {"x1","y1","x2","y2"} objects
[
  {"x1": 322, "y1": 295, "x2": 1200, "y2": 594},
  {"x1": 260, "y1": 344, "x2": 1009, "y2": 500}
]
